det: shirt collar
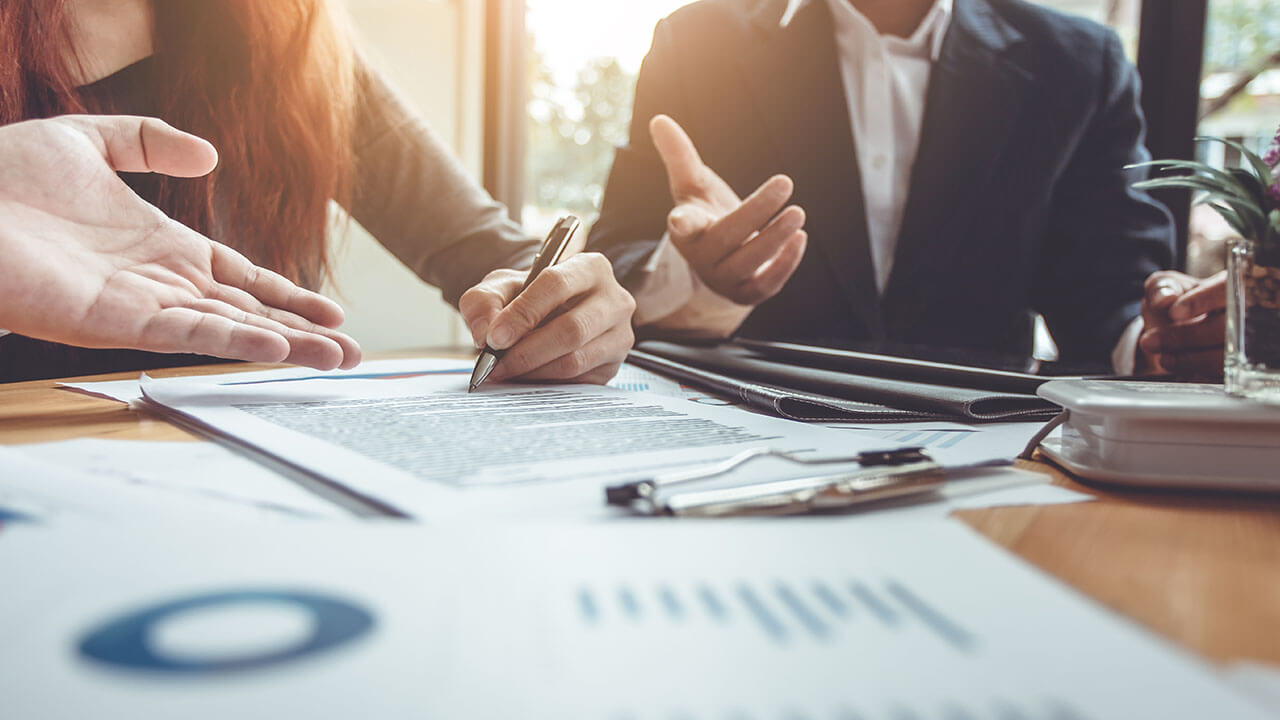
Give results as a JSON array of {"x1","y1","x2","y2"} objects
[{"x1": 780, "y1": 0, "x2": 954, "y2": 61}]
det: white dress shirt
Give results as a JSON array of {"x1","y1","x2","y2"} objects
[
  {"x1": 820, "y1": 0, "x2": 951, "y2": 293},
  {"x1": 633, "y1": 0, "x2": 1141, "y2": 372}
]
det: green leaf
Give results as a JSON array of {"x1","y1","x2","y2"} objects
[
  {"x1": 1137, "y1": 176, "x2": 1269, "y2": 234},
  {"x1": 1133, "y1": 159, "x2": 1260, "y2": 202},
  {"x1": 1214, "y1": 197, "x2": 1268, "y2": 235},
  {"x1": 1211, "y1": 197, "x2": 1268, "y2": 238},
  {"x1": 1194, "y1": 136, "x2": 1276, "y2": 188},
  {"x1": 1207, "y1": 201, "x2": 1252, "y2": 238},
  {"x1": 1133, "y1": 175, "x2": 1254, "y2": 205}
]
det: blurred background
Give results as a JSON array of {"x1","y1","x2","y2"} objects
[{"x1": 331, "y1": 0, "x2": 1280, "y2": 352}]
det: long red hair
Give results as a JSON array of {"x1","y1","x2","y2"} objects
[{"x1": 0, "y1": 0, "x2": 355, "y2": 287}]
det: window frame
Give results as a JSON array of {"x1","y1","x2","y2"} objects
[
  {"x1": 483, "y1": 0, "x2": 528, "y2": 220},
  {"x1": 1137, "y1": 0, "x2": 1209, "y2": 271}
]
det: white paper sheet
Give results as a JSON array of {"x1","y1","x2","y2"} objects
[
  {"x1": 0, "y1": 518, "x2": 1265, "y2": 719},
  {"x1": 137, "y1": 366, "x2": 1044, "y2": 520},
  {"x1": 65, "y1": 361, "x2": 1054, "y2": 463},
  {"x1": 10, "y1": 439, "x2": 347, "y2": 519},
  {"x1": 58, "y1": 359, "x2": 1086, "y2": 520},
  {"x1": 59, "y1": 357, "x2": 479, "y2": 405},
  {"x1": 0, "y1": 447, "x2": 281, "y2": 523},
  {"x1": 63, "y1": 358, "x2": 687, "y2": 405},
  {"x1": 1222, "y1": 662, "x2": 1280, "y2": 717}
]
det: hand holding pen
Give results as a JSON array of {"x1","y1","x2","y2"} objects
[{"x1": 460, "y1": 215, "x2": 636, "y2": 390}]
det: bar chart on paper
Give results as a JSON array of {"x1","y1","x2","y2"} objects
[
  {"x1": 565, "y1": 575, "x2": 1100, "y2": 718},
  {"x1": 523, "y1": 521, "x2": 1269, "y2": 720},
  {"x1": 577, "y1": 577, "x2": 975, "y2": 651}
]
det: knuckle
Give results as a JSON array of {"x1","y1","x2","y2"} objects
[
  {"x1": 505, "y1": 299, "x2": 543, "y2": 333},
  {"x1": 458, "y1": 287, "x2": 484, "y2": 313},
  {"x1": 463, "y1": 282, "x2": 505, "y2": 309},
  {"x1": 582, "y1": 252, "x2": 611, "y2": 274},
  {"x1": 561, "y1": 311, "x2": 594, "y2": 347},
  {"x1": 563, "y1": 348, "x2": 591, "y2": 376},
  {"x1": 541, "y1": 266, "x2": 574, "y2": 298}
]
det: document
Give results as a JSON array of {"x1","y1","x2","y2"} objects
[
  {"x1": 140, "y1": 370, "x2": 919, "y2": 520},
  {"x1": 1222, "y1": 662, "x2": 1280, "y2": 717},
  {"x1": 65, "y1": 358, "x2": 1050, "y2": 466},
  {"x1": 60, "y1": 357, "x2": 479, "y2": 405},
  {"x1": 62, "y1": 357, "x2": 688, "y2": 406},
  {"x1": 11, "y1": 439, "x2": 348, "y2": 519},
  {"x1": 0, "y1": 447, "x2": 273, "y2": 523},
  {"x1": 0, "y1": 518, "x2": 1267, "y2": 719}
]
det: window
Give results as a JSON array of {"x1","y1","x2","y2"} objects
[
  {"x1": 522, "y1": 0, "x2": 689, "y2": 236},
  {"x1": 327, "y1": 0, "x2": 485, "y2": 351},
  {"x1": 1189, "y1": 0, "x2": 1280, "y2": 277}
]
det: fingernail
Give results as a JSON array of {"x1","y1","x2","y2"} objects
[
  {"x1": 488, "y1": 325, "x2": 513, "y2": 350},
  {"x1": 669, "y1": 208, "x2": 691, "y2": 234}
]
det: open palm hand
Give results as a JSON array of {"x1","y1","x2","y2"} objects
[{"x1": 0, "y1": 116, "x2": 360, "y2": 369}]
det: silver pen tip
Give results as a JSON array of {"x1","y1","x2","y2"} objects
[{"x1": 469, "y1": 351, "x2": 499, "y2": 393}]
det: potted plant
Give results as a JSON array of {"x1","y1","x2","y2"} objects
[{"x1": 1133, "y1": 125, "x2": 1280, "y2": 401}]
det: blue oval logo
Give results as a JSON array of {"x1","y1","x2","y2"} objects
[{"x1": 78, "y1": 589, "x2": 374, "y2": 674}]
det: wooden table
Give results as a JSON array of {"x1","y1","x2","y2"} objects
[{"x1": 3, "y1": 359, "x2": 1279, "y2": 667}]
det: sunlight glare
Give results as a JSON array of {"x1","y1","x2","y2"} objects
[{"x1": 527, "y1": 0, "x2": 694, "y2": 82}]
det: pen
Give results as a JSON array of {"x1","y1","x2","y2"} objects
[{"x1": 469, "y1": 215, "x2": 581, "y2": 392}]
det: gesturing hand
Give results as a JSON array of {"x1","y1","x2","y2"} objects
[
  {"x1": 650, "y1": 114, "x2": 807, "y2": 305},
  {"x1": 1138, "y1": 270, "x2": 1226, "y2": 378},
  {"x1": 0, "y1": 115, "x2": 361, "y2": 370},
  {"x1": 458, "y1": 253, "x2": 636, "y2": 385}
]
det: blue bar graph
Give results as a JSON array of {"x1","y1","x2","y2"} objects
[{"x1": 577, "y1": 577, "x2": 980, "y2": 657}]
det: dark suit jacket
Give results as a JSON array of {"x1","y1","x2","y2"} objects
[{"x1": 587, "y1": 0, "x2": 1175, "y2": 367}]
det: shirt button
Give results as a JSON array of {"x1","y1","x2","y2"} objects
[{"x1": 872, "y1": 154, "x2": 888, "y2": 170}]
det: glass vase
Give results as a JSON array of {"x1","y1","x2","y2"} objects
[{"x1": 1225, "y1": 236, "x2": 1280, "y2": 403}]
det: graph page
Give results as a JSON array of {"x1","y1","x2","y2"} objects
[{"x1": 0, "y1": 519, "x2": 1266, "y2": 719}]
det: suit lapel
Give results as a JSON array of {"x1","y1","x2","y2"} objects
[
  {"x1": 881, "y1": 0, "x2": 1033, "y2": 338},
  {"x1": 743, "y1": 0, "x2": 884, "y2": 338}
]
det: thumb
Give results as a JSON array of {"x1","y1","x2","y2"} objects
[
  {"x1": 650, "y1": 114, "x2": 708, "y2": 199},
  {"x1": 458, "y1": 271, "x2": 524, "y2": 348},
  {"x1": 63, "y1": 115, "x2": 219, "y2": 178}
]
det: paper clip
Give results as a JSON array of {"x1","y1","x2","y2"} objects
[{"x1": 605, "y1": 447, "x2": 946, "y2": 517}]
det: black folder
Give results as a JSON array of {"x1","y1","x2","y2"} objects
[{"x1": 630, "y1": 341, "x2": 1062, "y2": 423}]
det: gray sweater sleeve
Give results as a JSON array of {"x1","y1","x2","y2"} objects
[{"x1": 345, "y1": 61, "x2": 538, "y2": 306}]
